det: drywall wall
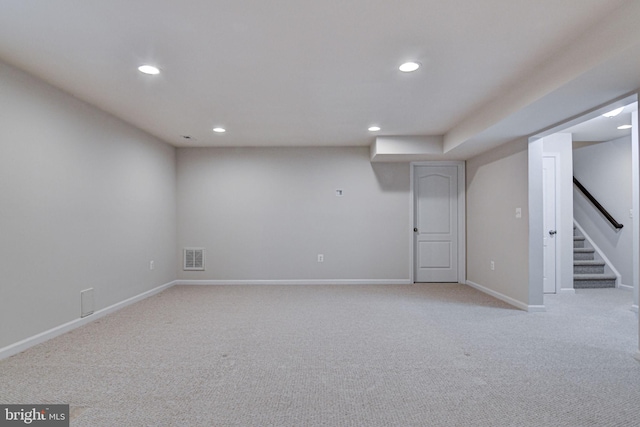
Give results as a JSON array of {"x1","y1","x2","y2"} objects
[
  {"x1": 0, "y1": 60, "x2": 177, "y2": 350},
  {"x1": 177, "y1": 146, "x2": 410, "y2": 282},
  {"x1": 466, "y1": 138, "x2": 530, "y2": 306},
  {"x1": 543, "y1": 133, "x2": 574, "y2": 292},
  {"x1": 573, "y1": 135, "x2": 632, "y2": 286}
]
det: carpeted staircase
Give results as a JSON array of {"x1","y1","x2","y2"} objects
[{"x1": 573, "y1": 226, "x2": 616, "y2": 288}]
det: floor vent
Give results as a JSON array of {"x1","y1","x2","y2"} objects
[
  {"x1": 184, "y1": 248, "x2": 205, "y2": 271},
  {"x1": 81, "y1": 288, "x2": 94, "y2": 318}
]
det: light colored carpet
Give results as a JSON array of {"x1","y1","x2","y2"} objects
[{"x1": 1, "y1": 284, "x2": 639, "y2": 426}]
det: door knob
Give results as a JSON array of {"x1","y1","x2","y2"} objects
[
  {"x1": 414, "y1": 227, "x2": 418, "y2": 232},
  {"x1": 549, "y1": 230, "x2": 557, "y2": 236}
]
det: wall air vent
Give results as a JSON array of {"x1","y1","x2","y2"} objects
[{"x1": 184, "y1": 248, "x2": 205, "y2": 271}]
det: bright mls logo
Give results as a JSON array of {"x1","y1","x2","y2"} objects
[{"x1": 0, "y1": 405, "x2": 69, "y2": 426}]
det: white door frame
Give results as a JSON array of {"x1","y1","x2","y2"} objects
[
  {"x1": 410, "y1": 161, "x2": 466, "y2": 284},
  {"x1": 633, "y1": 109, "x2": 639, "y2": 312},
  {"x1": 528, "y1": 92, "x2": 639, "y2": 312}
]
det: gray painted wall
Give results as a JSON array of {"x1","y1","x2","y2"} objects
[
  {"x1": 0, "y1": 60, "x2": 177, "y2": 349},
  {"x1": 177, "y1": 147, "x2": 410, "y2": 282},
  {"x1": 466, "y1": 139, "x2": 530, "y2": 305},
  {"x1": 573, "y1": 135, "x2": 632, "y2": 286}
]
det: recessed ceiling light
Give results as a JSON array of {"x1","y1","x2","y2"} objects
[
  {"x1": 138, "y1": 65, "x2": 160, "y2": 75},
  {"x1": 618, "y1": 125, "x2": 632, "y2": 130},
  {"x1": 399, "y1": 62, "x2": 420, "y2": 72},
  {"x1": 368, "y1": 126, "x2": 381, "y2": 132},
  {"x1": 213, "y1": 127, "x2": 226, "y2": 133},
  {"x1": 603, "y1": 107, "x2": 624, "y2": 118}
]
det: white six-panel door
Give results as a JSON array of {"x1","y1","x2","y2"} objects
[{"x1": 414, "y1": 165, "x2": 458, "y2": 282}]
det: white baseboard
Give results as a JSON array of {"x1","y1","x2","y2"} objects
[
  {"x1": 559, "y1": 288, "x2": 576, "y2": 294},
  {"x1": 0, "y1": 280, "x2": 176, "y2": 361},
  {"x1": 465, "y1": 280, "x2": 542, "y2": 312},
  {"x1": 176, "y1": 279, "x2": 412, "y2": 286},
  {"x1": 615, "y1": 285, "x2": 634, "y2": 313}
]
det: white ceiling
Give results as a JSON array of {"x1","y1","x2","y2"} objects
[
  {"x1": 0, "y1": 0, "x2": 638, "y2": 154},
  {"x1": 563, "y1": 102, "x2": 637, "y2": 142}
]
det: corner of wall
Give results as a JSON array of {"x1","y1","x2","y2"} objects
[{"x1": 466, "y1": 138, "x2": 530, "y2": 307}]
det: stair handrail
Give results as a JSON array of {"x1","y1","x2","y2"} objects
[{"x1": 573, "y1": 177, "x2": 623, "y2": 230}]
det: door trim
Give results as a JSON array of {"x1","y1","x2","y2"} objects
[
  {"x1": 410, "y1": 161, "x2": 466, "y2": 284},
  {"x1": 528, "y1": 93, "x2": 639, "y2": 310}
]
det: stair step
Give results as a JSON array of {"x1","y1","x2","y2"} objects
[
  {"x1": 573, "y1": 247, "x2": 595, "y2": 260},
  {"x1": 574, "y1": 260, "x2": 605, "y2": 274},
  {"x1": 574, "y1": 259, "x2": 604, "y2": 265},
  {"x1": 573, "y1": 236, "x2": 585, "y2": 248},
  {"x1": 574, "y1": 260, "x2": 605, "y2": 267},
  {"x1": 574, "y1": 273, "x2": 617, "y2": 289}
]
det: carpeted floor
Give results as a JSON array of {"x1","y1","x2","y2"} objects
[{"x1": 0, "y1": 284, "x2": 639, "y2": 426}]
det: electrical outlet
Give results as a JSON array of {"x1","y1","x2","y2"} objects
[
  {"x1": 150, "y1": 260, "x2": 155, "y2": 270},
  {"x1": 317, "y1": 254, "x2": 324, "y2": 263},
  {"x1": 490, "y1": 261, "x2": 495, "y2": 271}
]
